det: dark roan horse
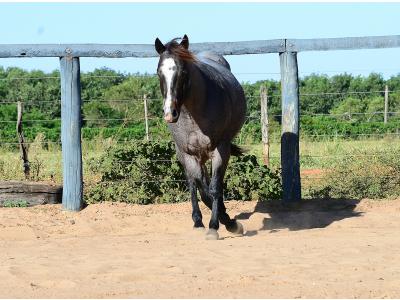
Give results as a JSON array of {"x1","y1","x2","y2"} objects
[{"x1": 155, "y1": 35, "x2": 246, "y2": 240}]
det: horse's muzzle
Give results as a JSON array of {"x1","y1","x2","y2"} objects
[{"x1": 164, "y1": 109, "x2": 179, "y2": 123}]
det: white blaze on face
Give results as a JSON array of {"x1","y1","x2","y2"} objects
[{"x1": 160, "y1": 58, "x2": 177, "y2": 115}]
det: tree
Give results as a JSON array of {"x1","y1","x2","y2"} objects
[{"x1": 330, "y1": 96, "x2": 366, "y2": 120}]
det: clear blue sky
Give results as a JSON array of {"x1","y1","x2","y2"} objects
[{"x1": 0, "y1": 2, "x2": 400, "y2": 82}]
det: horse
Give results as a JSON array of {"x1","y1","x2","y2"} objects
[{"x1": 154, "y1": 35, "x2": 246, "y2": 240}]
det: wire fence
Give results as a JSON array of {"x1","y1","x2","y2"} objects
[{"x1": 1, "y1": 72, "x2": 400, "y2": 201}]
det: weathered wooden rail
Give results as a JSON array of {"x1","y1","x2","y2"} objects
[{"x1": 1, "y1": 35, "x2": 399, "y2": 210}]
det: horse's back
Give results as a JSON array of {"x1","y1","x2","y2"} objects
[
  {"x1": 196, "y1": 51, "x2": 242, "y2": 96},
  {"x1": 197, "y1": 51, "x2": 231, "y2": 70},
  {"x1": 195, "y1": 51, "x2": 246, "y2": 142}
]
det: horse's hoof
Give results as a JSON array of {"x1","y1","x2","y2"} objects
[
  {"x1": 193, "y1": 226, "x2": 206, "y2": 231},
  {"x1": 227, "y1": 221, "x2": 244, "y2": 235},
  {"x1": 205, "y1": 229, "x2": 219, "y2": 240}
]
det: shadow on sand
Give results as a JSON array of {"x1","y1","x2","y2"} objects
[{"x1": 234, "y1": 198, "x2": 363, "y2": 237}]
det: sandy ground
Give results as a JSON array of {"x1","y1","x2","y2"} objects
[{"x1": 1, "y1": 199, "x2": 400, "y2": 298}]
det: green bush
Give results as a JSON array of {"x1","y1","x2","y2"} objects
[
  {"x1": 308, "y1": 150, "x2": 400, "y2": 199},
  {"x1": 85, "y1": 141, "x2": 187, "y2": 204},
  {"x1": 85, "y1": 141, "x2": 282, "y2": 204},
  {"x1": 225, "y1": 154, "x2": 282, "y2": 200}
]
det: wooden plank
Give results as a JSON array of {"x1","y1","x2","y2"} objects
[
  {"x1": 279, "y1": 51, "x2": 301, "y2": 203},
  {"x1": 287, "y1": 35, "x2": 400, "y2": 52},
  {"x1": 0, "y1": 193, "x2": 61, "y2": 207},
  {"x1": 0, "y1": 181, "x2": 62, "y2": 193},
  {"x1": 0, "y1": 35, "x2": 400, "y2": 57},
  {"x1": 0, "y1": 44, "x2": 154, "y2": 58},
  {"x1": 60, "y1": 57, "x2": 83, "y2": 211},
  {"x1": 190, "y1": 39, "x2": 285, "y2": 55},
  {"x1": 0, "y1": 40, "x2": 285, "y2": 58},
  {"x1": 0, "y1": 181, "x2": 62, "y2": 207}
]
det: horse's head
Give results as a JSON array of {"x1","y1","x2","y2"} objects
[{"x1": 155, "y1": 35, "x2": 194, "y2": 123}]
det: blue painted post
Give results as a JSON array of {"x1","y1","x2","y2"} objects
[
  {"x1": 279, "y1": 51, "x2": 301, "y2": 202},
  {"x1": 60, "y1": 56, "x2": 83, "y2": 211}
]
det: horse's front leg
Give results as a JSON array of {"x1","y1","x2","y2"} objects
[
  {"x1": 206, "y1": 144, "x2": 244, "y2": 240},
  {"x1": 206, "y1": 144, "x2": 229, "y2": 240},
  {"x1": 188, "y1": 178, "x2": 204, "y2": 229},
  {"x1": 198, "y1": 165, "x2": 241, "y2": 233},
  {"x1": 179, "y1": 153, "x2": 205, "y2": 229}
]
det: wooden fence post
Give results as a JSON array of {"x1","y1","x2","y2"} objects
[
  {"x1": 260, "y1": 85, "x2": 270, "y2": 166},
  {"x1": 384, "y1": 85, "x2": 389, "y2": 124},
  {"x1": 60, "y1": 56, "x2": 83, "y2": 211},
  {"x1": 143, "y1": 94, "x2": 149, "y2": 141},
  {"x1": 16, "y1": 101, "x2": 30, "y2": 179},
  {"x1": 279, "y1": 51, "x2": 301, "y2": 202}
]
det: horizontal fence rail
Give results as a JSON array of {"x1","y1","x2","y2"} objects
[
  {"x1": 0, "y1": 40, "x2": 285, "y2": 58},
  {"x1": 1, "y1": 35, "x2": 400, "y2": 58},
  {"x1": 287, "y1": 35, "x2": 400, "y2": 52}
]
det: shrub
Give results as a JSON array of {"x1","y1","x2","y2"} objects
[
  {"x1": 225, "y1": 154, "x2": 282, "y2": 200},
  {"x1": 308, "y1": 150, "x2": 400, "y2": 199},
  {"x1": 85, "y1": 141, "x2": 187, "y2": 204},
  {"x1": 85, "y1": 141, "x2": 282, "y2": 204}
]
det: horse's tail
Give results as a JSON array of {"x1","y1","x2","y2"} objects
[{"x1": 231, "y1": 143, "x2": 246, "y2": 157}]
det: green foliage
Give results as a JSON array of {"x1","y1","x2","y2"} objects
[
  {"x1": 104, "y1": 75, "x2": 163, "y2": 117},
  {"x1": 85, "y1": 141, "x2": 283, "y2": 204},
  {"x1": 241, "y1": 80, "x2": 281, "y2": 116},
  {"x1": 81, "y1": 68, "x2": 126, "y2": 101},
  {"x1": 308, "y1": 150, "x2": 400, "y2": 199},
  {"x1": 85, "y1": 141, "x2": 187, "y2": 204},
  {"x1": 330, "y1": 97, "x2": 366, "y2": 116},
  {"x1": 0, "y1": 103, "x2": 17, "y2": 121},
  {"x1": 300, "y1": 115, "x2": 400, "y2": 138},
  {"x1": 349, "y1": 73, "x2": 385, "y2": 93},
  {"x1": 82, "y1": 101, "x2": 124, "y2": 127},
  {"x1": 225, "y1": 154, "x2": 282, "y2": 201},
  {"x1": 2, "y1": 200, "x2": 29, "y2": 207},
  {"x1": 300, "y1": 74, "x2": 334, "y2": 114}
]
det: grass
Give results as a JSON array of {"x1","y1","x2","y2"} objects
[{"x1": 247, "y1": 136, "x2": 400, "y2": 170}]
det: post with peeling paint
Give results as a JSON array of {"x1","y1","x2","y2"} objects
[
  {"x1": 279, "y1": 51, "x2": 301, "y2": 202},
  {"x1": 260, "y1": 85, "x2": 270, "y2": 166},
  {"x1": 60, "y1": 56, "x2": 83, "y2": 211},
  {"x1": 144, "y1": 94, "x2": 150, "y2": 141},
  {"x1": 384, "y1": 85, "x2": 389, "y2": 124}
]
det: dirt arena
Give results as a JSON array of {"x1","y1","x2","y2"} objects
[{"x1": 1, "y1": 199, "x2": 400, "y2": 298}]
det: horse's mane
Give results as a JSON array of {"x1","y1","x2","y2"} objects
[{"x1": 164, "y1": 38, "x2": 197, "y2": 62}]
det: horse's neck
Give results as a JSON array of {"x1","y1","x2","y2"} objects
[{"x1": 183, "y1": 63, "x2": 207, "y2": 114}]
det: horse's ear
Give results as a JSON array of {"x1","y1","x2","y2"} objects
[
  {"x1": 155, "y1": 38, "x2": 166, "y2": 54},
  {"x1": 180, "y1": 34, "x2": 189, "y2": 49}
]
